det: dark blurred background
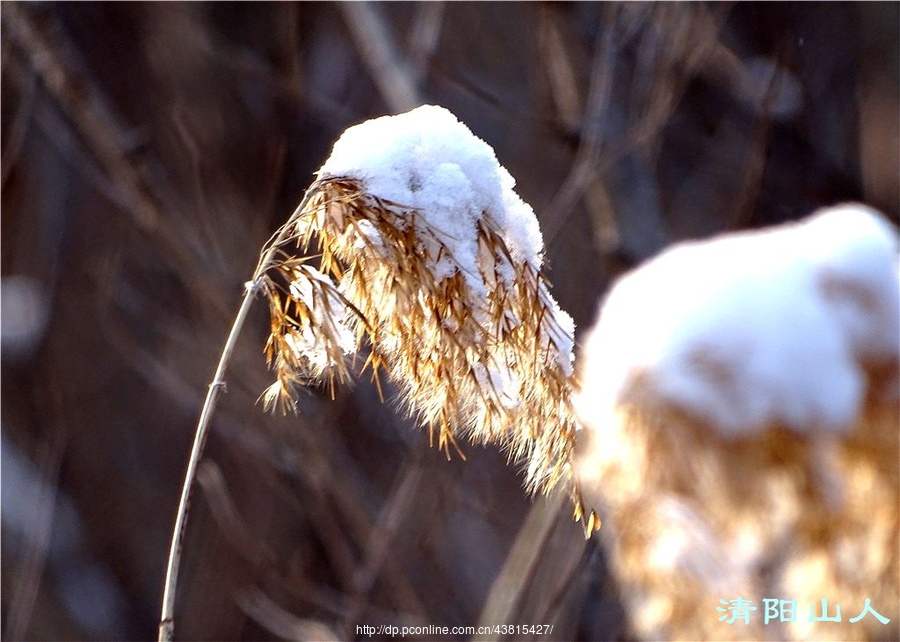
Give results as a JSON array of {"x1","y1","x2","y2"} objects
[{"x1": 2, "y1": 2, "x2": 897, "y2": 640}]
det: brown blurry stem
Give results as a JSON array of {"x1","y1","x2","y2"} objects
[
  {"x1": 474, "y1": 493, "x2": 564, "y2": 641},
  {"x1": 158, "y1": 189, "x2": 315, "y2": 641},
  {"x1": 340, "y1": 1, "x2": 421, "y2": 113}
]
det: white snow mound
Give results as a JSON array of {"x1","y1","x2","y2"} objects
[
  {"x1": 318, "y1": 104, "x2": 544, "y2": 269},
  {"x1": 316, "y1": 105, "x2": 575, "y2": 373}
]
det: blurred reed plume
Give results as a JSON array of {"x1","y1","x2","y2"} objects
[
  {"x1": 575, "y1": 205, "x2": 900, "y2": 641},
  {"x1": 577, "y1": 392, "x2": 898, "y2": 641}
]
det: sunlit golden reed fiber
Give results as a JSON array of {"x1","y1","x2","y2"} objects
[{"x1": 256, "y1": 176, "x2": 595, "y2": 526}]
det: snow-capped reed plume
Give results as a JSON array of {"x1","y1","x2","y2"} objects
[
  {"x1": 260, "y1": 106, "x2": 585, "y2": 502},
  {"x1": 161, "y1": 105, "x2": 593, "y2": 641},
  {"x1": 575, "y1": 204, "x2": 899, "y2": 641}
]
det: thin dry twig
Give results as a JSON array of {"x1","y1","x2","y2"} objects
[
  {"x1": 408, "y1": 1, "x2": 445, "y2": 84},
  {"x1": 236, "y1": 586, "x2": 341, "y2": 642},
  {"x1": 0, "y1": 63, "x2": 37, "y2": 187},
  {"x1": 297, "y1": 435, "x2": 432, "y2": 620},
  {"x1": 727, "y1": 50, "x2": 791, "y2": 230},
  {"x1": 624, "y1": 3, "x2": 724, "y2": 150},
  {"x1": 196, "y1": 461, "x2": 275, "y2": 567},
  {"x1": 266, "y1": 411, "x2": 430, "y2": 621},
  {"x1": 538, "y1": 6, "x2": 583, "y2": 134},
  {"x1": 541, "y1": 4, "x2": 621, "y2": 246},
  {"x1": 339, "y1": 460, "x2": 424, "y2": 638}
]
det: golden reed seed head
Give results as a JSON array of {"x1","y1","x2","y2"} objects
[
  {"x1": 574, "y1": 204, "x2": 900, "y2": 638},
  {"x1": 256, "y1": 177, "x2": 597, "y2": 531}
]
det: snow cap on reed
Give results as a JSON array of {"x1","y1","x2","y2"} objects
[{"x1": 318, "y1": 104, "x2": 546, "y2": 272}]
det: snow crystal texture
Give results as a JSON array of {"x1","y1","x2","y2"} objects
[
  {"x1": 318, "y1": 105, "x2": 545, "y2": 270},
  {"x1": 317, "y1": 104, "x2": 575, "y2": 374}
]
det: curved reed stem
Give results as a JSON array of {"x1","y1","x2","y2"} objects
[{"x1": 158, "y1": 187, "x2": 318, "y2": 641}]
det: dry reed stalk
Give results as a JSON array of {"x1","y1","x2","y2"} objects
[
  {"x1": 159, "y1": 188, "x2": 319, "y2": 642},
  {"x1": 160, "y1": 167, "x2": 597, "y2": 638},
  {"x1": 475, "y1": 493, "x2": 565, "y2": 640}
]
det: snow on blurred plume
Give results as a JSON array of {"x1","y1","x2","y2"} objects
[
  {"x1": 577, "y1": 203, "x2": 899, "y2": 437},
  {"x1": 575, "y1": 203, "x2": 899, "y2": 640}
]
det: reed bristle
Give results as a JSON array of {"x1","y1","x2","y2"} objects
[{"x1": 255, "y1": 177, "x2": 594, "y2": 526}]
